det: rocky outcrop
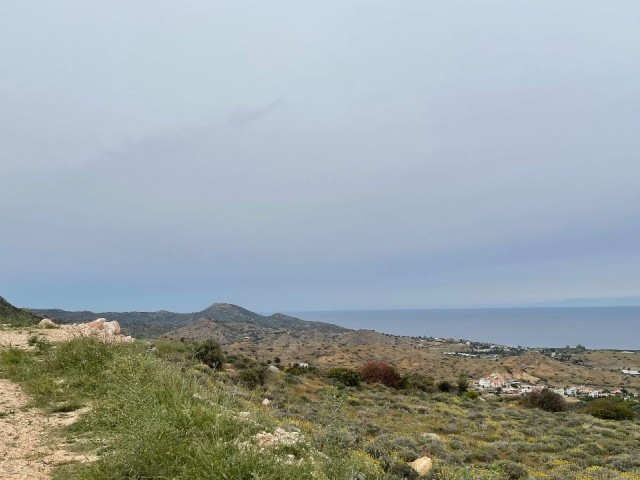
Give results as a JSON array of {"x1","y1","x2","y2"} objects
[{"x1": 38, "y1": 319, "x2": 133, "y2": 343}]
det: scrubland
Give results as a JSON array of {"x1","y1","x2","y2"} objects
[{"x1": 1, "y1": 336, "x2": 639, "y2": 480}]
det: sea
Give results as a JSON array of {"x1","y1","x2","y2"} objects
[{"x1": 287, "y1": 307, "x2": 640, "y2": 350}]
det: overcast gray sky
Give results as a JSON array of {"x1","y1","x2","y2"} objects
[{"x1": 1, "y1": 1, "x2": 639, "y2": 312}]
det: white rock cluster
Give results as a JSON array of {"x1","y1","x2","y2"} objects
[{"x1": 39, "y1": 318, "x2": 134, "y2": 343}]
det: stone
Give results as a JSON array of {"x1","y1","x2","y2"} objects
[
  {"x1": 103, "y1": 321, "x2": 121, "y2": 336},
  {"x1": 38, "y1": 319, "x2": 56, "y2": 328},
  {"x1": 409, "y1": 456, "x2": 433, "y2": 476},
  {"x1": 87, "y1": 319, "x2": 106, "y2": 330},
  {"x1": 262, "y1": 398, "x2": 271, "y2": 406}
]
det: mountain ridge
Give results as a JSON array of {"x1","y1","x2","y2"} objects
[{"x1": 30, "y1": 302, "x2": 348, "y2": 338}]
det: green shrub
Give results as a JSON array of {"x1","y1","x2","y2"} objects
[
  {"x1": 464, "y1": 390, "x2": 480, "y2": 400},
  {"x1": 582, "y1": 398, "x2": 636, "y2": 421},
  {"x1": 327, "y1": 367, "x2": 361, "y2": 387},
  {"x1": 239, "y1": 366, "x2": 267, "y2": 389},
  {"x1": 192, "y1": 339, "x2": 224, "y2": 369},
  {"x1": 521, "y1": 389, "x2": 566, "y2": 412},
  {"x1": 285, "y1": 366, "x2": 308, "y2": 376},
  {"x1": 457, "y1": 374, "x2": 469, "y2": 394},
  {"x1": 400, "y1": 372, "x2": 434, "y2": 392}
]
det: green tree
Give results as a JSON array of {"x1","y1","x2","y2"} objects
[
  {"x1": 457, "y1": 374, "x2": 469, "y2": 393},
  {"x1": 521, "y1": 389, "x2": 566, "y2": 412},
  {"x1": 326, "y1": 367, "x2": 361, "y2": 387},
  {"x1": 583, "y1": 399, "x2": 636, "y2": 421}
]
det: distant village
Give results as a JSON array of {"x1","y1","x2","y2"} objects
[
  {"x1": 430, "y1": 337, "x2": 640, "y2": 398},
  {"x1": 474, "y1": 371, "x2": 638, "y2": 399}
]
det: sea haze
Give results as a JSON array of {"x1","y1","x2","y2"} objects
[{"x1": 287, "y1": 307, "x2": 640, "y2": 350}]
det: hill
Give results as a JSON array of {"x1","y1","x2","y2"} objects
[
  {"x1": 162, "y1": 316, "x2": 640, "y2": 394},
  {"x1": 30, "y1": 302, "x2": 348, "y2": 338},
  {"x1": 0, "y1": 296, "x2": 42, "y2": 327}
]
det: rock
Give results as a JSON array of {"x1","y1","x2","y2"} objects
[
  {"x1": 262, "y1": 398, "x2": 271, "y2": 406},
  {"x1": 255, "y1": 427, "x2": 302, "y2": 448},
  {"x1": 103, "y1": 320, "x2": 121, "y2": 336},
  {"x1": 422, "y1": 432, "x2": 441, "y2": 441},
  {"x1": 87, "y1": 319, "x2": 106, "y2": 330},
  {"x1": 59, "y1": 319, "x2": 132, "y2": 344},
  {"x1": 409, "y1": 456, "x2": 433, "y2": 476},
  {"x1": 38, "y1": 319, "x2": 56, "y2": 328},
  {"x1": 268, "y1": 365, "x2": 281, "y2": 373}
]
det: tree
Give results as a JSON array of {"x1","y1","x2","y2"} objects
[
  {"x1": 583, "y1": 399, "x2": 636, "y2": 421},
  {"x1": 327, "y1": 367, "x2": 361, "y2": 387},
  {"x1": 457, "y1": 374, "x2": 469, "y2": 394},
  {"x1": 521, "y1": 389, "x2": 566, "y2": 412}
]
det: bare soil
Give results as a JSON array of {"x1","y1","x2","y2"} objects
[{"x1": 0, "y1": 330, "x2": 93, "y2": 479}]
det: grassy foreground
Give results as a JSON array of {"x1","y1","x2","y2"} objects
[{"x1": 0, "y1": 338, "x2": 382, "y2": 480}]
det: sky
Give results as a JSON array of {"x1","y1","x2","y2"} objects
[{"x1": 1, "y1": 1, "x2": 639, "y2": 313}]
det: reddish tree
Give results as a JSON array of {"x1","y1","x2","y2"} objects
[{"x1": 359, "y1": 361, "x2": 401, "y2": 389}]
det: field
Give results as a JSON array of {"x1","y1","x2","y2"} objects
[{"x1": 1, "y1": 330, "x2": 639, "y2": 480}]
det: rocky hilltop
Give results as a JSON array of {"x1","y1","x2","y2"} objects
[{"x1": 0, "y1": 296, "x2": 42, "y2": 327}]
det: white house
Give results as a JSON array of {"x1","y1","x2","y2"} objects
[
  {"x1": 478, "y1": 373, "x2": 508, "y2": 389},
  {"x1": 622, "y1": 369, "x2": 640, "y2": 375},
  {"x1": 552, "y1": 388, "x2": 566, "y2": 396}
]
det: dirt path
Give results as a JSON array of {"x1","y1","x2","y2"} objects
[
  {"x1": 0, "y1": 327, "x2": 96, "y2": 479},
  {"x1": 0, "y1": 378, "x2": 92, "y2": 479}
]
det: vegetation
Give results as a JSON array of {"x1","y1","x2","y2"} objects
[
  {"x1": 582, "y1": 398, "x2": 636, "y2": 421},
  {"x1": 0, "y1": 296, "x2": 41, "y2": 327},
  {"x1": 359, "y1": 360, "x2": 402, "y2": 389},
  {"x1": 521, "y1": 389, "x2": 567, "y2": 412},
  {"x1": 327, "y1": 367, "x2": 362, "y2": 387},
  {"x1": 2, "y1": 334, "x2": 640, "y2": 480},
  {"x1": 192, "y1": 338, "x2": 225, "y2": 369},
  {"x1": 0, "y1": 338, "x2": 382, "y2": 480}
]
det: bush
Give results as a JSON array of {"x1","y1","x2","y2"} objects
[
  {"x1": 521, "y1": 389, "x2": 566, "y2": 412},
  {"x1": 400, "y1": 372, "x2": 433, "y2": 392},
  {"x1": 359, "y1": 361, "x2": 401, "y2": 389},
  {"x1": 457, "y1": 374, "x2": 469, "y2": 394},
  {"x1": 192, "y1": 339, "x2": 224, "y2": 369},
  {"x1": 327, "y1": 367, "x2": 361, "y2": 387},
  {"x1": 437, "y1": 380, "x2": 454, "y2": 393},
  {"x1": 239, "y1": 366, "x2": 267, "y2": 389},
  {"x1": 496, "y1": 460, "x2": 528, "y2": 479},
  {"x1": 582, "y1": 398, "x2": 636, "y2": 421},
  {"x1": 464, "y1": 390, "x2": 480, "y2": 400}
]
